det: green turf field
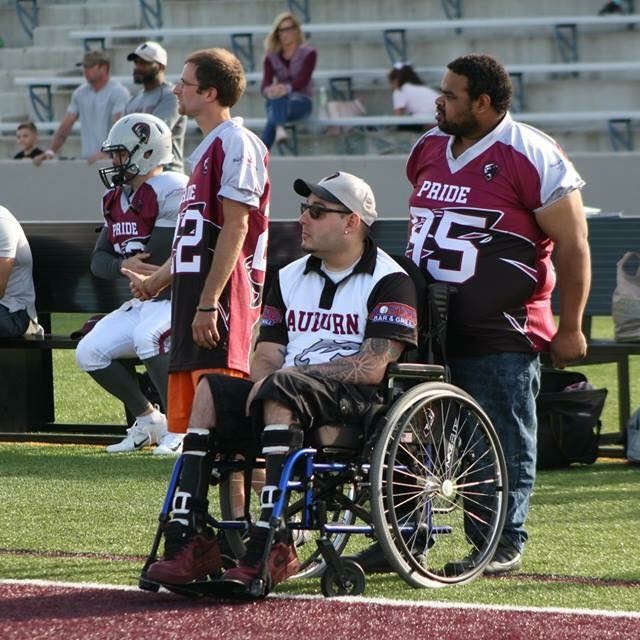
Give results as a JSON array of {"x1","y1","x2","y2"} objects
[
  {"x1": 1, "y1": 314, "x2": 638, "y2": 610},
  {"x1": 0, "y1": 444, "x2": 638, "y2": 610}
]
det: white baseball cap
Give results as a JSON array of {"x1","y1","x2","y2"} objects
[
  {"x1": 127, "y1": 41, "x2": 167, "y2": 66},
  {"x1": 293, "y1": 171, "x2": 378, "y2": 226}
]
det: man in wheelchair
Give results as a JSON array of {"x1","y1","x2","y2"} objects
[{"x1": 144, "y1": 171, "x2": 419, "y2": 595}]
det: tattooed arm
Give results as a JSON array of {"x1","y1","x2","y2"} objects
[{"x1": 295, "y1": 337, "x2": 406, "y2": 386}]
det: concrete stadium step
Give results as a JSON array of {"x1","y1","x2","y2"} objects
[
  {"x1": 0, "y1": 47, "x2": 80, "y2": 73},
  {"x1": 0, "y1": 92, "x2": 30, "y2": 122},
  {"x1": 33, "y1": 25, "x2": 84, "y2": 48},
  {"x1": 37, "y1": 2, "x2": 139, "y2": 29},
  {"x1": 152, "y1": 0, "x2": 609, "y2": 26},
  {"x1": 522, "y1": 77, "x2": 640, "y2": 112},
  {"x1": 0, "y1": 70, "x2": 17, "y2": 93},
  {"x1": 158, "y1": 0, "x2": 443, "y2": 26},
  {"x1": 464, "y1": 0, "x2": 609, "y2": 17}
]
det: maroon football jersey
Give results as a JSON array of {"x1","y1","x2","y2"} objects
[
  {"x1": 169, "y1": 118, "x2": 270, "y2": 374},
  {"x1": 405, "y1": 114, "x2": 584, "y2": 356},
  {"x1": 102, "y1": 172, "x2": 184, "y2": 257}
]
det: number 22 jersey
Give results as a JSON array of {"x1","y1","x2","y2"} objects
[{"x1": 170, "y1": 117, "x2": 270, "y2": 374}]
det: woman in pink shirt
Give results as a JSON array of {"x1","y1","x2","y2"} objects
[{"x1": 260, "y1": 12, "x2": 317, "y2": 148}]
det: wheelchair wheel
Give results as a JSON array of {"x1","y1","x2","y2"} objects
[
  {"x1": 218, "y1": 467, "x2": 359, "y2": 580},
  {"x1": 369, "y1": 382, "x2": 507, "y2": 588},
  {"x1": 320, "y1": 559, "x2": 366, "y2": 597}
]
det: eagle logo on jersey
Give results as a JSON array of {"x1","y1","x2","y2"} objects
[
  {"x1": 131, "y1": 121, "x2": 151, "y2": 143},
  {"x1": 294, "y1": 339, "x2": 361, "y2": 366},
  {"x1": 483, "y1": 162, "x2": 500, "y2": 182}
]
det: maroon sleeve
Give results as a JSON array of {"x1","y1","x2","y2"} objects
[
  {"x1": 261, "y1": 57, "x2": 275, "y2": 94},
  {"x1": 290, "y1": 49, "x2": 317, "y2": 92}
]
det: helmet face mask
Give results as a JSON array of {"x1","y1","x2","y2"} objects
[
  {"x1": 99, "y1": 114, "x2": 173, "y2": 189},
  {"x1": 99, "y1": 143, "x2": 141, "y2": 188}
]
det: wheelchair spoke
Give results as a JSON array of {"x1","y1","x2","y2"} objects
[{"x1": 370, "y1": 382, "x2": 508, "y2": 588}]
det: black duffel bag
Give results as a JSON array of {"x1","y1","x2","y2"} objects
[{"x1": 536, "y1": 368, "x2": 608, "y2": 469}]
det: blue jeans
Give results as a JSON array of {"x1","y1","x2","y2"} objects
[
  {"x1": 0, "y1": 304, "x2": 29, "y2": 338},
  {"x1": 448, "y1": 352, "x2": 540, "y2": 553},
  {"x1": 261, "y1": 94, "x2": 313, "y2": 148}
]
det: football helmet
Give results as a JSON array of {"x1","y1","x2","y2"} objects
[{"x1": 99, "y1": 113, "x2": 173, "y2": 188}]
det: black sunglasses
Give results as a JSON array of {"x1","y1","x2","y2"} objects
[{"x1": 299, "y1": 202, "x2": 352, "y2": 219}]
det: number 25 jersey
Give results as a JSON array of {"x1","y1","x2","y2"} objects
[{"x1": 406, "y1": 113, "x2": 584, "y2": 356}]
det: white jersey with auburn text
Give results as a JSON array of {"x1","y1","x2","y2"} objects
[{"x1": 259, "y1": 240, "x2": 417, "y2": 368}]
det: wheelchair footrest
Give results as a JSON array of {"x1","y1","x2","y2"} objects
[
  {"x1": 140, "y1": 575, "x2": 268, "y2": 600},
  {"x1": 201, "y1": 578, "x2": 268, "y2": 600}
]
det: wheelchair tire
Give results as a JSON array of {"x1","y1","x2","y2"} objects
[
  {"x1": 369, "y1": 381, "x2": 508, "y2": 588},
  {"x1": 218, "y1": 467, "x2": 359, "y2": 580},
  {"x1": 320, "y1": 559, "x2": 366, "y2": 597}
]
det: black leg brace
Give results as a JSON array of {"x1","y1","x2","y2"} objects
[
  {"x1": 170, "y1": 432, "x2": 214, "y2": 531},
  {"x1": 256, "y1": 423, "x2": 304, "y2": 530}
]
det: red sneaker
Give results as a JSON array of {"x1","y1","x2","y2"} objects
[
  {"x1": 222, "y1": 541, "x2": 300, "y2": 588},
  {"x1": 146, "y1": 522, "x2": 222, "y2": 585}
]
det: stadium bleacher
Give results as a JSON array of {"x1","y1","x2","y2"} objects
[{"x1": 0, "y1": 0, "x2": 639, "y2": 157}]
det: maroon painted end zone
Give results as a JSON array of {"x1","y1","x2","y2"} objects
[{"x1": 1, "y1": 582, "x2": 639, "y2": 640}]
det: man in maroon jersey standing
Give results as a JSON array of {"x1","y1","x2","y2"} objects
[
  {"x1": 403, "y1": 53, "x2": 591, "y2": 575},
  {"x1": 123, "y1": 48, "x2": 270, "y2": 458}
]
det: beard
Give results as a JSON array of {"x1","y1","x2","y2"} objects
[
  {"x1": 438, "y1": 109, "x2": 479, "y2": 137},
  {"x1": 133, "y1": 69, "x2": 158, "y2": 85}
]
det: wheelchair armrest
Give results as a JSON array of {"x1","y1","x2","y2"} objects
[{"x1": 386, "y1": 362, "x2": 446, "y2": 379}]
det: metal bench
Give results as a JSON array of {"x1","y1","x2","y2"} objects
[{"x1": 0, "y1": 216, "x2": 636, "y2": 444}]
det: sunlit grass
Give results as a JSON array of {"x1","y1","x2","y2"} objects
[{"x1": 0, "y1": 444, "x2": 638, "y2": 611}]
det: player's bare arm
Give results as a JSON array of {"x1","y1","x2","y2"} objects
[
  {"x1": 87, "y1": 150, "x2": 111, "y2": 165},
  {"x1": 33, "y1": 112, "x2": 77, "y2": 166},
  {"x1": 250, "y1": 341, "x2": 286, "y2": 381},
  {"x1": 192, "y1": 198, "x2": 250, "y2": 350},
  {"x1": 121, "y1": 253, "x2": 159, "y2": 276},
  {"x1": 122, "y1": 258, "x2": 172, "y2": 300},
  {"x1": 295, "y1": 337, "x2": 406, "y2": 386},
  {"x1": 536, "y1": 189, "x2": 591, "y2": 368},
  {"x1": 87, "y1": 113, "x2": 122, "y2": 164}
]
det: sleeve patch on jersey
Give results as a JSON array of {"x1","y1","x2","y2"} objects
[
  {"x1": 261, "y1": 305, "x2": 283, "y2": 327},
  {"x1": 369, "y1": 303, "x2": 417, "y2": 329}
]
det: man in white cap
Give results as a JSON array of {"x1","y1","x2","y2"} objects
[
  {"x1": 143, "y1": 171, "x2": 418, "y2": 597},
  {"x1": 125, "y1": 41, "x2": 186, "y2": 173}
]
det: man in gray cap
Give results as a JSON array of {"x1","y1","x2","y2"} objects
[
  {"x1": 143, "y1": 171, "x2": 418, "y2": 598},
  {"x1": 124, "y1": 41, "x2": 186, "y2": 173},
  {"x1": 34, "y1": 50, "x2": 130, "y2": 165}
]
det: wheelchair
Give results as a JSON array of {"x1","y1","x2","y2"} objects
[{"x1": 139, "y1": 280, "x2": 508, "y2": 599}]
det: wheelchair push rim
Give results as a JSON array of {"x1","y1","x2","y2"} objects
[{"x1": 369, "y1": 381, "x2": 508, "y2": 588}]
